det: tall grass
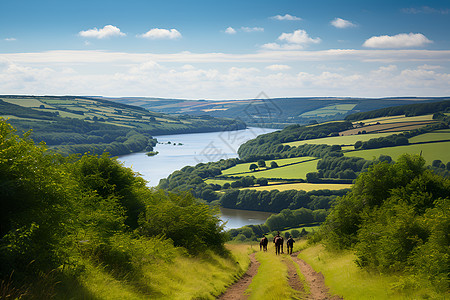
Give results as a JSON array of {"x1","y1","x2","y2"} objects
[
  {"x1": 55, "y1": 246, "x2": 247, "y2": 299},
  {"x1": 298, "y1": 244, "x2": 448, "y2": 300},
  {"x1": 246, "y1": 252, "x2": 300, "y2": 300}
]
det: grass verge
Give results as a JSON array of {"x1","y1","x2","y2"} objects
[{"x1": 298, "y1": 244, "x2": 448, "y2": 300}]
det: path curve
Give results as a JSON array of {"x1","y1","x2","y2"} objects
[{"x1": 217, "y1": 252, "x2": 260, "y2": 300}]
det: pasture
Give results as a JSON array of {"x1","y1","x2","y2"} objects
[
  {"x1": 345, "y1": 141, "x2": 450, "y2": 164},
  {"x1": 409, "y1": 129, "x2": 450, "y2": 143},
  {"x1": 241, "y1": 182, "x2": 352, "y2": 192},
  {"x1": 221, "y1": 156, "x2": 315, "y2": 175},
  {"x1": 227, "y1": 159, "x2": 319, "y2": 180},
  {"x1": 284, "y1": 132, "x2": 394, "y2": 147},
  {"x1": 354, "y1": 114, "x2": 434, "y2": 125},
  {"x1": 300, "y1": 104, "x2": 357, "y2": 117}
]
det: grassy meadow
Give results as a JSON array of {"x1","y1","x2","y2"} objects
[
  {"x1": 221, "y1": 156, "x2": 316, "y2": 175},
  {"x1": 345, "y1": 141, "x2": 450, "y2": 164},
  {"x1": 298, "y1": 244, "x2": 446, "y2": 300},
  {"x1": 227, "y1": 159, "x2": 319, "y2": 180}
]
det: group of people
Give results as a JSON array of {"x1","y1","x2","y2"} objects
[{"x1": 259, "y1": 232, "x2": 295, "y2": 255}]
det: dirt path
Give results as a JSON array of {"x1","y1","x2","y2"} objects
[
  {"x1": 290, "y1": 252, "x2": 343, "y2": 300},
  {"x1": 283, "y1": 256, "x2": 304, "y2": 294},
  {"x1": 217, "y1": 251, "x2": 342, "y2": 300},
  {"x1": 217, "y1": 253, "x2": 260, "y2": 300}
]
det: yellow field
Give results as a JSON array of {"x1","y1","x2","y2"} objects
[
  {"x1": 241, "y1": 182, "x2": 352, "y2": 192},
  {"x1": 284, "y1": 132, "x2": 395, "y2": 147},
  {"x1": 355, "y1": 114, "x2": 434, "y2": 125}
]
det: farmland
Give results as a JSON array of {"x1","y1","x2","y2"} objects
[
  {"x1": 345, "y1": 141, "x2": 450, "y2": 163},
  {"x1": 284, "y1": 132, "x2": 394, "y2": 147},
  {"x1": 241, "y1": 182, "x2": 352, "y2": 192},
  {"x1": 221, "y1": 156, "x2": 316, "y2": 175},
  {"x1": 225, "y1": 159, "x2": 319, "y2": 180}
]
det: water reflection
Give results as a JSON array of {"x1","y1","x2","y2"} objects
[{"x1": 220, "y1": 207, "x2": 272, "y2": 229}]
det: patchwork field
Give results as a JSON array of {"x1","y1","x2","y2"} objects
[
  {"x1": 284, "y1": 132, "x2": 395, "y2": 147},
  {"x1": 354, "y1": 114, "x2": 434, "y2": 125},
  {"x1": 345, "y1": 141, "x2": 450, "y2": 164},
  {"x1": 409, "y1": 129, "x2": 450, "y2": 143},
  {"x1": 241, "y1": 182, "x2": 352, "y2": 192}
]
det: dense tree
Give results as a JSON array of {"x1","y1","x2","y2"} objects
[
  {"x1": 249, "y1": 163, "x2": 258, "y2": 171},
  {"x1": 257, "y1": 159, "x2": 266, "y2": 168},
  {"x1": 319, "y1": 154, "x2": 449, "y2": 285}
]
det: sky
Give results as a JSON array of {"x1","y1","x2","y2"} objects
[{"x1": 1, "y1": 0, "x2": 450, "y2": 100}]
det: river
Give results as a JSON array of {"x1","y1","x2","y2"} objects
[{"x1": 118, "y1": 127, "x2": 277, "y2": 229}]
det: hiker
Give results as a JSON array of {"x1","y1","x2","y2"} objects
[
  {"x1": 260, "y1": 235, "x2": 268, "y2": 251},
  {"x1": 273, "y1": 232, "x2": 284, "y2": 255},
  {"x1": 286, "y1": 236, "x2": 295, "y2": 254}
]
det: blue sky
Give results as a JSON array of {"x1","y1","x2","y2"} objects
[{"x1": 1, "y1": 0, "x2": 450, "y2": 99}]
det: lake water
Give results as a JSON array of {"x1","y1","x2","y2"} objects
[{"x1": 118, "y1": 127, "x2": 277, "y2": 229}]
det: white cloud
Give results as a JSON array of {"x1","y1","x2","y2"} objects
[
  {"x1": 3, "y1": 49, "x2": 450, "y2": 65},
  {"x1": 78, "y1": 25, "x2": 126, "y2": 39},
  {"x1": 363, "y1": 33, "x2": 432, "y2": 48},
  {"x1": 1, "y1": 58, "x2": 449, "y2": 99},
  {"x1": 279, "y1": 30, "x2": 321, "y2": 45},
  {"x1": 266, "y1": 64, "x2": 291, "y2": 71},
  {"x1": 225, "y1": 27, "x2": 236, "y2": 34},
  {"x1": 330, "y1": 18, "x2": 356, "y2": 29},
  {"x1": 271, "y1": 14, "x2": 301, "y2": 21},
  {"x1": 241, "y1": 27, "x2": 264, "y2": 33},
  {"x1": 4, "y1": 38, "x2": 17, "y2": 42},
  {"x1": 261, "y1": 43, "x2": 304, "y2": 50},
  {"x1": 139, "y1": 28, "x2": 181, "y2": 40},
  {"x1": 181, "y1": 64, "x2": 195, "y2": 70}
]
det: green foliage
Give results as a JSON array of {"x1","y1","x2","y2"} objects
[
  {"x1": 319, "y1": 153, "x2": 449, "y2": 287},
  {"x1": 70, "y1": 153, "x2": 147, "y2": 229},
  {"x1": 0, "y1": 119, "x2": 230, "y2": 296},
  {"x1": 219, "y1": 188, "x2": 347, "y2": 212},
  {"x1": 139, "y1": 190, "x2": 228, "y2": 254}
]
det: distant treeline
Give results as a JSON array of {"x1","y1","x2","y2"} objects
[
  {"x1": 228, "y1": 207, "x2": 327, "y2": 242},
  {"x1": 219, "y1": 188, "x2": 348, "y2": 212},
  {"x1": 345, "y1": 99, "x2": 450, "y2": 121}
]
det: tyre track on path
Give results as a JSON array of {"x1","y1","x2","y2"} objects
[
  {"x1": 217, "y1": 252, "x2": 260, "y2": 300},
  {"x1": 290, "y1": 252, "x2": 343, "y2": 300}
]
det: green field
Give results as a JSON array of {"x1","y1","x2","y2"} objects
[
  {"x1": 3, "y1": 98, "x2": 50, "y2": 108},
  {"x1": 284, "y1": 132, "x2": 395, "y2": 147},
  {"x1": 301, "y1": 104, "x2": 357, "y2": 117},
  {"x1": 356, "y1": 114, "x2": 434, "y2": 125},
  {"x1": 241, "y1": 182, "x2": 352, "y2": 192},
  {"x1": 228, "y1": 159, "x2": 319, "y2": 180},
  {"x1": 345, "y1": 141, "x2": 450, "y2": 164},
  {"x1": 409, "y1": 129, "x2": 450, "y2": 143},
  {"x1": 221, "y1": 157, "x2": 315, "y2": 175}
]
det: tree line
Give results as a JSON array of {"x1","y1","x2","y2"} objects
[{"x1": 345, "y1": 99, "x2": 450, "y2": 121}]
